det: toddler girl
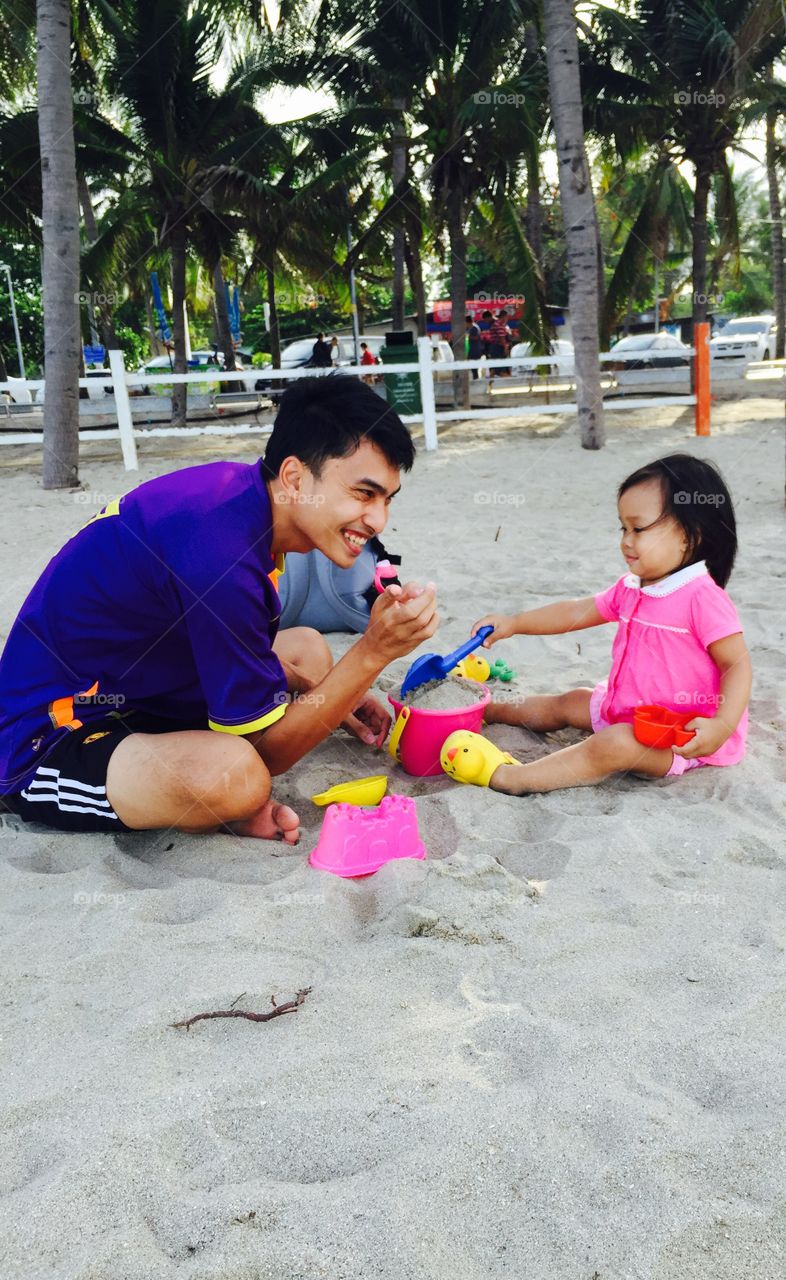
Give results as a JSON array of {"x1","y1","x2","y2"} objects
[{"x1": 446, "y1": 454, "x2": 751, "y2": 794}]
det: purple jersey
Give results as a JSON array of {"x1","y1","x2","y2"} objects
[{"x1": 0, "y1": 461, "x2": 288, "y2": 793}]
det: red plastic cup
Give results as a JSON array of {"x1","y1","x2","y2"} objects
[{"x1": 633, "y1": 704, "x2": 697, "y2": 749}]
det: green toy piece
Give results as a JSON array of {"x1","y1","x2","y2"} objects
[{"x1": 489, "y1": 658, "x2": 516, "y2": 682}]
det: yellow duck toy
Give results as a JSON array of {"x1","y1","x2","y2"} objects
[
  {"x1": 450, "y1": 653, "x2": 491, "y2": 682},
  {"x1": 440, "y1": 730, "x2": 517, "y2": 787}
]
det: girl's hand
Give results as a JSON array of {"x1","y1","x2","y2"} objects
[
  {"x1": 672, "y1": 716, "x2": 729, "y2": 759},
  {"x1": 342, "y1": 694, "x2": 391, "y2": 748},
  {"x1": 472, "y1": 614, "x2": 514, "y2": 647}
]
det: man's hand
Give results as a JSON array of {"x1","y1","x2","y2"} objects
[
  {"x1": 472, "y1": 613, "x2": 515, "y2": 647},
  {"x1": 672, "y1": 716, "x2": 729, "y2": 759},
  {"x1": 361, "y1": 580, "x2": 439, "y2": 664},
  {"x1": 342, "y1": 694, "x2": 391, "y2": 747}
]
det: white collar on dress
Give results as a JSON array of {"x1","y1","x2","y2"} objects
[{"x1": 623, "y1": 559, "x2": 708, "y2": 597}]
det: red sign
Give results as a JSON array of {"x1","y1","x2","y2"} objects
[{"x1": 430, "y1": 296, "x2": 525, "y2": 322}]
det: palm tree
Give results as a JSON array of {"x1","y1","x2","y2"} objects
[
  {"x1": 542, "y1": 0, "x2": 604, "y2": 449},
  {"x1": 313, "y1": 0, "x2": 439, "y2": 330},
  {"x1": 764, "y1": 67, "x2": 785, "y2": 359},
  {"x1": 36, "y1": 0, "x2": 81, "y2": 487},
  {"x1": 586, "y1": 1, "x2": 786, "y2": 342},
  {"x1": 598, "y1": 154, "x2": 692, "y2": 344},
  {"x1": 95, "y1": 0, "x2": 296, "y2": 424}
]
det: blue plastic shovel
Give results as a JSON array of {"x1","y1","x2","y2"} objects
[{"x1": 400, "y1": 626, "x2": 494, "y2": 697}]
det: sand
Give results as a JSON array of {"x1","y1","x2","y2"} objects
[
  {"x1": 1, "y1": 401, "x2": 785, "y2": 1279},
  {"x1": 401, "y1": 675, "x2": 482, "y2": 709}
]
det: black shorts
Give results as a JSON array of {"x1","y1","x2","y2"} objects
[{"x1": 1, "y1": 710, "x2": 206, "y2": 834}]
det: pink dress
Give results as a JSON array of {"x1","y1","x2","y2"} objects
[{"x1": 592, "y1": 560, "x2": 747, "y2": 776}]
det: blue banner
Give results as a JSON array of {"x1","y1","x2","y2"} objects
[
  {"x1": 228, "y1": 283, "x2": 241, "y2": 343},
  {"x1": 151, "y1": 271, "x2": 172, "y2": 342}
]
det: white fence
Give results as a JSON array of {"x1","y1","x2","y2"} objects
[{"x1": 0, "y1": 333, "x2": 749, "y2": 470}]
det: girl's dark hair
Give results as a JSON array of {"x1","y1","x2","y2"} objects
[
  {"x1": 618, "y1": 453, "x2": 737, "y2": 587},
  {"x1": 263, "y1": 375, "x2": 415, "y2": 479}
]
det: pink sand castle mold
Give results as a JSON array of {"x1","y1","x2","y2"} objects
[{"x1": 309, "y1": 794, "x2": 426, "y2": 878}]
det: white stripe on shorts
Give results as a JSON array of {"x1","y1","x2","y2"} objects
[{"x1": 21, "y1": 767, "x2": 118, "y2": 820}]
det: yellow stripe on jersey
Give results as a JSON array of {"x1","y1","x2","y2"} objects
[
  {"x1": 85, "y1": 496, "x2": 122, "y2": 527},
  {"x1": 208, "y1": 701, "x2": 287, "y2": 736}
]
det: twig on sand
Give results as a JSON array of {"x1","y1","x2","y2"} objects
[{"x1": 170, "y1": 987, "x2": 312, "y2": 1032}]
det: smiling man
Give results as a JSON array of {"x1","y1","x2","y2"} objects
[{"x1": 0, "y1": 376, "x2": 438, "y2": 843}]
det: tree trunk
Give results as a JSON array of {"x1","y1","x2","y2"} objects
[
  {"x1": 77, "y1": 171, "x2": 118, "y2": 351},
  {"x1": 391, "y1": 97, "x2": 407, "y2": 330},
  {"x1": 447, "y1": 184, "x2": 469, "y2": 408},
  {"x1": 266, "y1": 267, "x2": 281, "y2": 367},
  {"x1": 524, "y1": 23, "x2": 543, "y2": 266},
  {"x1": 36, "y1": 0, "x2": 80, "y2": 487},
  {"x1": 213, "y1": 262, "x2": 237, "y2": 372},
  {"x1": 543, "y1": 0, "x2": 604, "y2": 449},
  {"x1": 169, "y1": 220, "x2": 188, "y2": 427},
  {"x1": 691, "y1": 161, "x2": 712, "y2": 328},
  {"x1": 144, "y1": 290, "x2": 163, "y2": 357},
  {"x1": 404, "y1": 232, "x2": 427, "y2": 336},
  {"x1": 766, "y1": 93, "x2": 785, "y2": 360}
]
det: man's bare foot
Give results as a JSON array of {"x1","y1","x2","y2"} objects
[{"x1": 229, "y1": 801, "x2": 301, "y2": 844}]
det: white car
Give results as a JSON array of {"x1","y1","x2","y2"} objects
[
  {"x1": 710, "y1": 315, "x2": 776, "y2": 362},
  {"x1": 138, "y1": 350, "x2": 256, "y2": 392},
  {"x1": 279, "y1": 334, "x2": 387, "y2": 369},
  {"x1": 510, "y1": 338, "x2": 575, "y2": 377},
  {"x1": 257, "y1": 334, "x2": 390, "y2": 401}
]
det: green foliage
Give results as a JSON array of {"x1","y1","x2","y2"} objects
[
  {"x1": 112, "y1": 324, "x2": 148, "y2": 369},
  {"x1": 0, "y1": 241, "x2": 43, "y2": 373}
]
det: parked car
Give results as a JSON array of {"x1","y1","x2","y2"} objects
[
  {"x1": 710, "y1": 315, "x2": 776, "y2": 362},
  {"x1": 259, "y1": 334, "x2": 407, "y2": 400},
  {"x1": 510, "y1": 338, "x2": 575, "y2": 377},
  {"x1": 138, "y1": 349, "x2": 256, "y2": 393},
  {"x1": 608, "y1": 332, "x2": 691, "y2": 370}
]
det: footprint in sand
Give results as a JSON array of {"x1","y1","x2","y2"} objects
[
  {"x1": 494, "y1": 839, "x2": 572, "y2": 882},
  {"x1": 6, "y1": 843, "x2": 99, "y2": 876},
  {"x1": 726, "y1": 834, "x2": 784, "y2": 870}
]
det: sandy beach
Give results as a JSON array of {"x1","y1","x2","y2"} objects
[{"x1": 1, "y1": 400, "x2": 785, "y2": 1280}]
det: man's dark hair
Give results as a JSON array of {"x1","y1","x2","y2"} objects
[
  {"x1": 618, "y1": 453, "x2": 737, "y2": 587},
  {"x1": 263, "y1": 375, "x2": 416, "y2": 479}
]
